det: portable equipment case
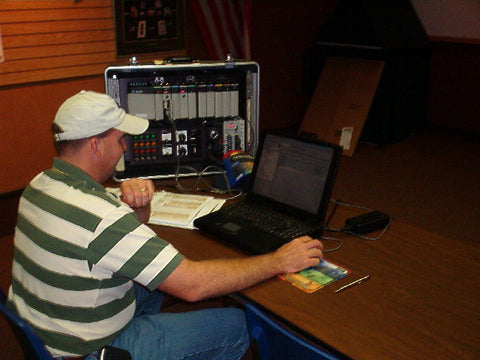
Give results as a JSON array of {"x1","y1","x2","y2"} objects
[{"x1": 104, "y1": 57, "x2": 260, "y2": 181}]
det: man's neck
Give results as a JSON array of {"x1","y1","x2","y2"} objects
[{"x1": 57, "y1": 154, "x2": 105, "y2": 184}]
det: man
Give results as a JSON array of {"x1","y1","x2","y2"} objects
[{"x1": 8, "y1": 91, "x2": 324, "y2": 360}]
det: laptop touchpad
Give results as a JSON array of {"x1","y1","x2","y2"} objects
[{"x1": 221, "y1": 222, "x2": 242, "y2": 232}]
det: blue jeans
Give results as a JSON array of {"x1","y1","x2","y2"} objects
[{"x1": 108, "y1": 284, "x2": 249, "y2": 360}]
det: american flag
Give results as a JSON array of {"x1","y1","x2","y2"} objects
[{"x1": 190, "y1": 0, "x2": 251, "y2": 60}]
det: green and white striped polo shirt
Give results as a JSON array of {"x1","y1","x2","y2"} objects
[{"x1": 9, "y1": 157, "x2": 184, "y2": 357}]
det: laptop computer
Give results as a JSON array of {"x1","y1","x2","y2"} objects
[{"x1": 194, "y1": 131, "x2": 342, "y2": 254}]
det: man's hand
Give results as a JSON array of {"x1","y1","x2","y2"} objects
[
  {"x1": 273, "y1": 236, "x2": 324, "y2": 274},
  {"x1": 120, "y1": 179, "x2": 155, "y2": 223}
]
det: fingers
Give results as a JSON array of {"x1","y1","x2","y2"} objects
[
  {"x1": 304, "y1": 237, "x2": 324, "y2": 265},
  {"x1": 305, "y1": 253, "x2": 323, "y2": 268},
  {"x1": 304, "y1": 245, "x2": 323, "y2": 267},
  {"x1": 298, "y1": 235, "x2": 324, "y2": 250},
  {"x1": 120, "y1": 179, "x2": 155, "y2": 208},
  {"x1": 275, "y1": 236, "x2": 324, "y2": 274}
]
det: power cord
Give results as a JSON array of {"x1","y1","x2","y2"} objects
[
  {"x1": 168, "y1": 116, "x2": 247, "y2": 201},
  {"x1": 174, "y1": 163, "x2": 244, "y2": 201},
  {"x1": 320, "y1": 199, "x2": 393, "y2": 252},
  {"x1": 319, "y1": 234, "x2": 344, "y2": 253}
]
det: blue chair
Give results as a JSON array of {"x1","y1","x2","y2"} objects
[
  {"x1": 244, "y1": 302, "x2": 341, "y2": 360},
  {"x1": 0, "y1": 289, "x2": 131, "y2": 360},
  {"x1": 0, "y1": 289, "x2": 54, "y2": 360}
]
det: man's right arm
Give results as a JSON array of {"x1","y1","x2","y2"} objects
[{"x1": 158, "y1": 236, "x2": 323, "y2": 302}]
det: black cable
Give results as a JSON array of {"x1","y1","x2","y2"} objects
[
  {"x1": 325, "y1": 198, "x2": 392, "y2": 242},
  {"x1": 168, "y1": 116, "x2": 246, "y2": 200}
]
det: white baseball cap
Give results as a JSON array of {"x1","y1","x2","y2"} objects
[{"x1": 53, "y1": 90, "x2": 149, "y2": 142}]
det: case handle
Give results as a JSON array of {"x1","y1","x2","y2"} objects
[{"x1": 163, "y1": 57, "x2": 199, "y2": 64}]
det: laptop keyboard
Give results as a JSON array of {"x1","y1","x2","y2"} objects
[{"x1": 224, "y1": 202, "x2": 318, "y2": 241}]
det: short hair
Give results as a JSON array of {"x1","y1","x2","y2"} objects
[{"x1": 52, "y1": 123, "x2": 114, "y2": 155}]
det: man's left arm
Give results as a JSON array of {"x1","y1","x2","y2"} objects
[{"x1": 120, "y1": 179, "x2": 155, "y2": 224}]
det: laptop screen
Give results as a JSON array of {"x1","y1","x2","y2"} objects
[{"x1": 251, "y1": 133, "x2": 340, "y2": 215}]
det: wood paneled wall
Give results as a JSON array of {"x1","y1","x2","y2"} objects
[
  {"x1": 0, "y1": 77, "x2": 108, "y2": 193},
  {"x1": 0, "y1": 0, "x2": 188, "y2": 194},
  {"x1": 0, "y1": 0, "x2": 184, "y2": 86},
  {"x1": 0, "y1": 1, "x2": 115, "y2": 86}
]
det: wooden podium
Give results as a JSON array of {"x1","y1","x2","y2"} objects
[{"x1": 299, "y1": 57, "x2": 384, "y2": 156}]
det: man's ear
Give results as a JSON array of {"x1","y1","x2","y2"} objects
[{"x1": 88, "y1": 136, "x2": 104, "y2": 160}]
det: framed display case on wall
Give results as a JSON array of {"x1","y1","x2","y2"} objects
[{"x1": 114, "y1": 0, "x2": 185, "y2": 55}]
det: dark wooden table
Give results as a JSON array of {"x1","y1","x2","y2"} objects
[{"x1": 151, "y1": 200, "x2": 480, "y2": 360}]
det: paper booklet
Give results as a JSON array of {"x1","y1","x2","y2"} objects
[
  {"x1": 105, "y1": 188, "x2": 225, "y2": 230},
  {"x1": 149, "y1": 190, "x2": 225, "y2": 229}
]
